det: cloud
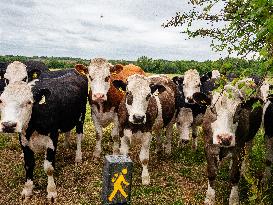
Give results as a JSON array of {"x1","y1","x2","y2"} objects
[{"x1": 0, "y1": 0, "x2": 227, "y2": 61}]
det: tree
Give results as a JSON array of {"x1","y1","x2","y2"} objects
[{"x1": 163, "y1": 0, "x2": 273, "y2": 69}]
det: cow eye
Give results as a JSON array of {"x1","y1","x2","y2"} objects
[
  {"x1": 146, "y1": 94, "x2": 151, "y2": 101},
  {"x1": 0, "y1": 99, "x2": 2, "y2": 104},
  {"x1": 105, "y1": 76, "x2": 110, "y2": 82},
  {"x1": 126, "y1": 92, "x2": 133, "y2": 105},
  {"x1": 27, "y1": 100, "x2": 32, "y2": 105},
  {"x1": 89, "y1": 76, "x2": 94, "y2": 81}
]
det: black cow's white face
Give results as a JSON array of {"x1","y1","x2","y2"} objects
[
  {"x1": 113, "y1": 74, "x2": 166, "y2": 124},
  {"x1": 183, "y1": 69, "x2": 201, "y2": 103},
  {"x1": 4, "y1": 61, "x2": 28, "y2": 84},
  {"x1": 210, "y1": 85, "x2": 243, "y2": 147},
  {"x1": 0, "y1": 81, "x2": 34, "y2": 133}
]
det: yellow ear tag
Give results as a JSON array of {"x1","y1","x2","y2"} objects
[
  {"x1": 32, "y1": 72, "x2": 38, "y2": 79},
  {"x1": 112, "y1": 72, "x2": 117, "y2": 76},
  {"x1": 119, "y1": 87, "x2": 125, "y2": 93},
  {"x1": 39, "y1": 95, "x2": 46, "y2": 104}
]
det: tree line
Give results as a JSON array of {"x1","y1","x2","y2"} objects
[{"x1": 0, "y1": 55, "x2": 265, "y2": 76}]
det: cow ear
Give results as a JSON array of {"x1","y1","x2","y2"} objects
[
  {"x1": 241, "y1": 97, "x2": 263, "y2": 109},
  {"x1": 193, "y1": 92, "x2": 211, "y2": 105},
  {"x1": 75, "y1": 64, "x2": 88, "y2": 75},
  {"x1": 112, "y1": 80, "x2": 127, "y2": 92},
  {"x1": 200, "y1": 71, "x2": 212, "y2": 82},
  {"x1": 150, "y1": 84, "x2": 166, "y2": 94},
  {"x1": 33, "y1": 88, "x2": 51, "y2": 105},
  {"x1": 28, "y1": 69, "x2": 42, "y2": 82},
  {"x1": 172, "y1": 76, "x2": 183, "y2": 85},
  {"x1": 110, "y1": 64, "x2": 123, "y2": 74}
]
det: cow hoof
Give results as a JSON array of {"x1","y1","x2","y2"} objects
[
  {"x1": 142, "y1": 175, "x2": 150, "y2": 185},
  {"x1": 113, "y1": 149, "x2": 120, "y2": 155},
  {"x1": 164, "y1": 145, "x2": 172, "y2": 155},
  {"x1": 204, "y1": 198, "x2": 215, "y2": 205},
  {"x1": 47, "y1": 191, "x2": 57, "y2": 203},
  {"x1": 179, "y1": 139, "x2": 190, "y2": 147},
  {"x1": 75, "y1": 152, "x2": 82, "y2": 164}
]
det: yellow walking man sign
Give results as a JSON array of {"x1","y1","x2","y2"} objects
[{"x1": 108, "y1": 168, "x2": 130, "y2": 202}]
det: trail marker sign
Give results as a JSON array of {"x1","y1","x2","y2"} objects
[{"x1": 102, "y1": 155, "x2": 133, "y2": 205}]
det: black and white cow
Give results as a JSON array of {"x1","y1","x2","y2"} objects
[
  {"x1": 259, "y1": 81, "x2": 273, "y2": 184},
  {"x1": 113, "y1": 74, "x2": 176, "y2": 185},
  {"x1": 172, "y1": 69, "x2": 219, "y2": 149},
  {"x1": 0, "y1": 63, "x2": 88, "y2": 202},
  {"x1": 194, "y1": 82, "x2": 263, "y2": 204}
]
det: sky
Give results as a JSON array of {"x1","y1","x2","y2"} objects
[{"x1": 0, "y1": 0, "x2": 228, "y2": 61}]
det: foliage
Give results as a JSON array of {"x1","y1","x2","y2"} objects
[
  {"x1": 163, "y1": 0, "x2": 273, "y2": 74},
  {"x1": 0, "y1": 55, "x2": 269, "y2": 78}
]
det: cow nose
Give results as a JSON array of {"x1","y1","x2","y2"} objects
[
  {"x1": 2, "y1": 121, "x2": 17, "y2": 133},
  {"x1": 217, "y1": 134, "x2": 233, "y2": 146},
  {"x1": 93, "y1": 93, "x2": 105, "y2": 101},
  {"x1": 133, "y1": 114, "x2": 145, "y2": 124}
]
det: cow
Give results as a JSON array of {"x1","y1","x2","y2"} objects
[
  {"x1": 193, "y1": 81, "x2": 263, "y2": 205},
  {"x1": 0, "y1": 63, "x2": 88, "y2": 202},
  {"x1": 172, "y1": 69, "x2": 219, "y2": 150},
  {"x1": 75, "y1": 58, "x2": 146, "y2": 159},
  {"x1": 112, "y1": 74, "x2": 176, "y2": 185},
  {"x1": 259, "y1": 81, "x2": 273, "y2": 184}
]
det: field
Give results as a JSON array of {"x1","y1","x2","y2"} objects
[{"x1": 0, "y1": 103, "x2": 272, "y2": 205}]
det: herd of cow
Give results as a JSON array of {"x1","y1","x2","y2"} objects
[{"x1": 0, "y1": 59, "x2": 272, "y2": 204}]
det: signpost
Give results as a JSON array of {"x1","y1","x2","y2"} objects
[{"x1": 102, "y1": 155, "x2": 133, "y2": 205}]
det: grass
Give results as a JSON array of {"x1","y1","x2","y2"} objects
[{"x1": 0, "y1": 105, "x2": 271, "y2": 205}]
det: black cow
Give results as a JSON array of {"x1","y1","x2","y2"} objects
[
  {"x1": 0, "y1": 63, "x2": 88, "y2": 202},
  {"x1": 193, "y1": 81, "x2": 263, "y2": 204}
]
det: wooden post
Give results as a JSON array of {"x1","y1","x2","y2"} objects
[{"x1": 102, "y1": 155, "x2": 133, "y2": 205}]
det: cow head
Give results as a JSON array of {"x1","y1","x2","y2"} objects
[
  {"x1": 0, "y1": 81, "x2": 49, "y2": 133},
  {"x1": 4, "y1": 61, "x2": 28, "y2": 85},
  {"x1": 75, "y1": 58, "x2": 123, "y2": 102},
  {"x1": 183, "y1": 69, "x2": 201, "y2": 103},
  {"x1": 113, "y1": 74, "x2": 166, "y2": 124},
  {"x1": 195, "y1": 82, "x2": 261, "y2": 147}
]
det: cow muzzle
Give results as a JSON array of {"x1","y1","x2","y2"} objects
[
  {"x1": 1, "y1": 121, "x2": 17, "y2": 133},
  {"x1": 132, "y1": 114, "x2": 145, "y2": 124},
  {"x1": 216, "y1": 133, "x2": 234, "y2": 147},
  {"x1": 92, "y1": 93, "x2": 106, "y2": 102}
]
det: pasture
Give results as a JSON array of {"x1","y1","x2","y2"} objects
[{"x1": 0, "y1": 97, "x2": 272, "y2": 205}]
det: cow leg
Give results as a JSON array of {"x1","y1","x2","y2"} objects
[
  {"x1": 229, "y1": 147, "x2": 243, "y2": 205},
  {"x1": 64, "y1": 131, "x2": 71, "y2": 148},
  {"x1": 111, "y1": 113, "x2": 120, "y2": 155},
  {"x1": 20, "y1": 132, "x2": 35, "y2": 201},
  {"x1": 44, "y1": 132, "x2": 58, "y2": 203},
  {"x1": 241, "y1": 141, "x2": 252, "y2": 176},
  {"x1": 120, "y1": 129, "x2": 131, "y2": 156},
  {"x1": 154, "y1": 129, "x2": 163, "y2": 154},
  {"x1": 92, "y1": 114, "x2": 103, "y2": 159},
  {"x1": 164, "y1": 121, "x2": 174, "y2": 155},
  {"x1": 263, "y1": 136, "x2": 273, "y2": 184},
  {"x1": 75, "y1": 109, "x2": 86, "y2": 163},
  {"x1": 204, "y1": 146, "x2": 219, "y2": 205},
  {"x1": 140, "y1": 132, "x2": 152, "y2": 185}
]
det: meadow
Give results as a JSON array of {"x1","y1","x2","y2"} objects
[{"x1": 0, "y1": 97, "x2": 272, "y2": 205}]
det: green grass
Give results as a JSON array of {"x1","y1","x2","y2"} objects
[{"x1": 0, "y1": 105, "x2": 271, "y2": 204}]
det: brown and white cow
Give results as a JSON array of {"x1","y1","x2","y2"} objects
[
  {"x1": 194, "y1": 81, "x2": 263, "y2": 204},
  {"x1": 76, "y1": 58, "x2": 146, "y2": 158},
  {"x1": 113, "y1": 74, "x2": 176, "y2": 185}
]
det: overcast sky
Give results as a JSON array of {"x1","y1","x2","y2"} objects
[{"x1": 0, "y1": 0, "x2": 227, "y2": 61}]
